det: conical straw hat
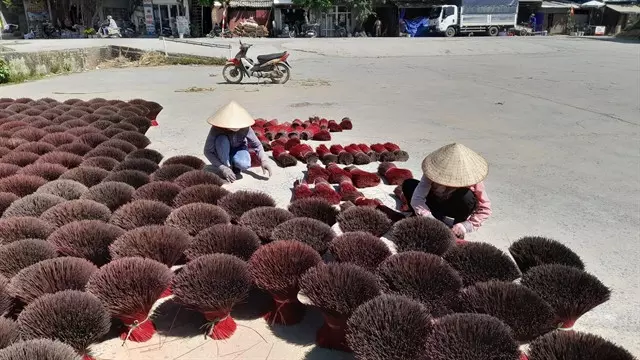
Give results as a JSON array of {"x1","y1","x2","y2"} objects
[
  {"x1": 421, "y1": 143, "x2": 488, "y2": 187},
  {"x1": 206, "y1": 101, "x2": 255, "y2": 129}
]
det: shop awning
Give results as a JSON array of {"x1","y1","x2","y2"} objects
[
  {"x1": 229, "y1": 0, "x2": 273, "y2": 7},
  {"x1": 541, "y1": 1, "x2": 580, "y2": 8},
  {"x1": 606, "y1": 4, "x2": 640, "y2": 13},
  {"x1": 273, "y1": 0, "x2": 293, "y2": 5}
]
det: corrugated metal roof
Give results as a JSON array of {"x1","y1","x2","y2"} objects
[
  {"x1": 541, "y1": 0, "x2": 580, "y2": 8},
  {"x1": 229, "y1": 0, "x2": 273, "y2": 7},
  {"x1": 606, "y1": 3, "x2": 640, "y2": 12}
]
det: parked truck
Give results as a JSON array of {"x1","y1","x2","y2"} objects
[{"x1": 428, "y1": 0, "x2": 519, "y2": 37}]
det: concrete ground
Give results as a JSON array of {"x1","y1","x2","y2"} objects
[{"x1": 1, "y1": 36, "x2": 639, "y2": 358}]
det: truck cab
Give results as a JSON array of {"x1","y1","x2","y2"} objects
[{"x1": 429, "y1": 5, "x2": 459, "y2": 37}]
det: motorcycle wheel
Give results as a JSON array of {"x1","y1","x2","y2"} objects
[
  {"x1": 222, "y1": 64, "x2": 243, "y2": 84},
  {"x1": 271, "y1": 63, "x2": 290, "y2": 84},
  {"x1": 309, "y1": 30, "x2": 318, "y2": 38},
  {"x1": 289, "y1": 31, "x2": 296, "y2": 38}
]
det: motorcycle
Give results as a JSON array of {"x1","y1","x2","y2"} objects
[
  {"x1": 222, "y1": 41, "x2": 291, "y2": 84},
  {"x1": 99, "y1": 21, "x2": 122, "y2": 38},
  {"x1": 289, "y1": 22, "x2": 318, "y2": 38}
]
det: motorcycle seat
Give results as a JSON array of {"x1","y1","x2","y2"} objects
[{"x1": 257, "y1": 52, "x2": 286, "y2": 64}]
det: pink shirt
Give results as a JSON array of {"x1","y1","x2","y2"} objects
[{"x1": 410, "y1": 175, "x2": 492, "y2": 232}]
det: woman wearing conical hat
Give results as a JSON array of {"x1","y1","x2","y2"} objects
[
  {"x1": 203, "y1": 101, "x2": 272, "y2": 183},
  {"x1": 402, "y1": 143, "x2": 492, "y2": 239}
]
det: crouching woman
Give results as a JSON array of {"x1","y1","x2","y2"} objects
[
  {"x1": 203, "y1": 101, "x2": 272, "y2": 183},
  {"x1": 402, "y1": 143, "x2": 492, "y2": 239}
]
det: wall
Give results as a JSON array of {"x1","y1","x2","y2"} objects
[{"x1": 1, "y1": 47, "x2": 111, "y2": 82}]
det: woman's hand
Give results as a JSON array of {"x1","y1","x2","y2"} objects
[
  {"x1": 220, "y1": 166, "x2": 236, "y2": 183},
  {"x1": 261, "y1": 160, "x2": 272, "y2": 178},
  {"x1": 452, "y1": 223, "x2": 466, "y2": 239}
]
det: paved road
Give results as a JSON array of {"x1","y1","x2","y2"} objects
[{"x1": 2, "y1": 36, "x2": 639, "y2": 359}]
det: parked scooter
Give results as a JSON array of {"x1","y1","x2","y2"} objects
[
  {"x1": 222, "y1": 41, "x2": 291, "y2": 84},
  {"x1": 289, "y1": 22, "x2": 318, "y2": 38}
]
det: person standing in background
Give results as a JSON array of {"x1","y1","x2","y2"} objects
[
  {"x1": 374, "y1": 17, "x2": 382, "y2": 37},
  {"x1": 529, "y1": 13, "x2": 537, "y2": 32}
]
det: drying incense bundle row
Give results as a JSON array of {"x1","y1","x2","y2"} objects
[{"x1": 0, "y1": 97, "x2": 629, "y2": 360}]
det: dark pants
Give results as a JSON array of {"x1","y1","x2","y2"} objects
[{"x1": 402, "y1": 179, "x2": 477, "y2": 225}]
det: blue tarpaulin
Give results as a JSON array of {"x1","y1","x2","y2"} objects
[{"x1": 402, "y1": 17, "x2": 430, "y2": 37}]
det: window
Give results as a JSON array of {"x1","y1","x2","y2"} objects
[
  {"x1": 443, "y1": 7, "x2": 455, "y2": 18},
  {"x1": 320, "y1": 6, "x2": 351, "y2": 37}
]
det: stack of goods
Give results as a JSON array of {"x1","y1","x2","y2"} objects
[
  {"x1": 251, "y1": 116, "x2": 353, "y2": 147},
  {"x1": 232, "y1": 19, "x2": 269, "y2": 38},
  {"x1": 0, "y1": 97, "x2": 632, "y2": 360},
  {"x1": 314, "y1": 143, "x2": 410, "y2": 166}
]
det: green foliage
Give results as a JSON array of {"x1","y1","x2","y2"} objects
[
  {"x1": 293, "y1": 0, "x2": 333, "y2": 11},
  {"x1": 0, "y1": 58, "x2": 9, "y2": 84},
  {"x1": 345, "y1": 0, "x2": 374, "y2": 22},
  {"x1": 2, "y1": 0, "x2": 18, "y2": 10},
  {"x1": 84, "y1": 28, "x2": 96, "y2": 35}
]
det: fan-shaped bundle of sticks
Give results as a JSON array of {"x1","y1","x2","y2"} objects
[
  {"x1": 443, "y1": 242, "x2": 521, "y2": 286},
  {"x1": 248, "y1": 241, "x2": 322, "y2": 325},
  {"x1": 173, "y1": 170, "x2": 224, "y2": 188},
  {"x1": 36, "y1": 179, "x2": 88, "y2": 200},
  {"x1": 186, "y1": 224, "x2": 260, "y2": 261},
  {"x1": 47, "y1": 220, "x2": 124, "y2": 266},
  {"x1": 455, "y1": 281, "x2": 557, "y2": 342},
  {"x1": 238, "y1": 207, "x2": 295, "y2": 243},
  {"x1": 0, "y1": 239, "x2": 57, "y2": 278},
  {"x1": 288, "y1": 198, "x2": 339, "y2": 226},
  {"x1": 347, "y1": 294, "x2": 433, "y2": 360},
  {"x1": 299, "y1": 263, "x2": 381, "y2": 351},
  {"x1": 173, "y1": 254, "x2": 251, "y2": 340},
  {"x1": 217, "y1": 190, "x2": 276, "y2": 222},
  {"x1": 388, "y1": 216, "x2": 455, "y2": 255},
  {"x1": 86, "y1": 257, "x2": 173, "y2": 342},
  {"x1": 0, "y1": 276, "x2": 11, "y2": 317},
  {"x1": 329, "y1": 232, "x2": 391, "y2": 271},
  {"x1": 424, "y1": 313, "x2": 521, "y2": 360},
  {"x1": 17, "y1": 290, "x2": 110, "y2": 360},
  {"x1": 0, "y1": 339, "x2": 82, "y2": 360},
  {"x1": 165, "y1": 203, "x2": 230, "y2": 236},
  {"x1": 271, "y1": 217, "x2": 335, "y2": 254},
  {"x1": 520, "y1": 264, "x2": 610, "y2": 330},
  {"x1": 336, "y1": 206, "x2": 392, "y2": 236},
  {"x1": 508, "y1": 236, "x2": 585, "y2": 273},
  {"x1": 110, "y1": 225, "x2": 191, "y2": 267},
  {"x1": 378, "y1": 251, "x2": 462, "y2": 316},
  {"x1": 526, "y1": 330, "x2": 635, "y2": 360},
  {"x1": 8, "y1": 257, "x2": 98, "y2": 305}
]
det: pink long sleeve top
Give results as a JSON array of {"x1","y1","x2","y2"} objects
[{"x1": 410, "y1": 175, "x2": 492, "y2": 232}]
